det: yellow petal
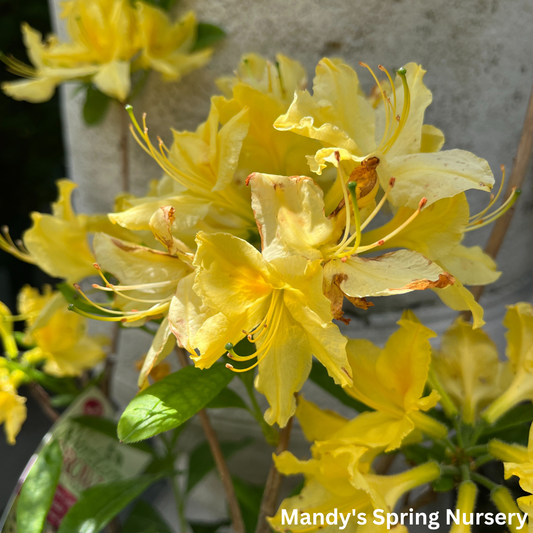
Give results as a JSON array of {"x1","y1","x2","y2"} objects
[
  {"x1": 381, "y1": 149, "x2": 494, "y2": 209},
  {"x1": 420, "y1": 124, "x2": 445, "y2": 153},
  {"x1": 193, "y1": 232, "x2": 274, "y2": 317},
  {"x1": 138, "y1": 317, "x2": 175, "y2": 388},
  {"x1": 2, "y1": 77, "x2": 58, "y2": 103},
  {"x1": 296, "y1": 396, "x2": 348, "y2": 442},
  {"x1": 93, "y1": 60, "x2": 131, "y2": 102},
  {"x1": 433, "y1": 279, "x2": 485, "y2": 328},
  {"x1": 439, "y1": 244, "x2": 501, "y2": 286},
  {"x1": 0, "y1": 302, "x2": 18, "y2": 358},
  {"x1": 327, "y1": 250, "x2": 453, "y2": 299},
  {"x1": 503, "y1": 302, "x2": 533, "y2": 372},
  {"x1": 0, "y1": 389, "x2": 27, "y2": 445},
  {"x1": 361, "y1": 194, "x2": 469, "y2": 261},
  {"x1": 256, "y1": 307, "x2": 313, "y2": 427},
  {"x1": 249, "y1": 173, "x2": 336, "y2": 261}
]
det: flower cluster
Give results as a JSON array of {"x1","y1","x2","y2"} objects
[{"x1": 1, "y1": 0, "x2": 217, "y2": 103}]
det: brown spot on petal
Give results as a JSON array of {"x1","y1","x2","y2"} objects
[{"x1": 398, "y1": 272, "x2": 455, "y2": 291}]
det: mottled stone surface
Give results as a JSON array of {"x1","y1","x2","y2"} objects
[{"x1": 45, "y1": 1, "x2": 533, "y2": 527}]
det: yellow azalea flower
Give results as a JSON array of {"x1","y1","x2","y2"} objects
[
  {"x1": 269, "y1": 442, "x2": 440, "y2": 532},
  {"x1": 297, "y1": 311, "x2": 446, "y2": 452},
  {"x1": 248, "y1": 172, "x2": 454, "y2": 322},
  {"x1": 135, "y1": 4, "x2": 212, "y2": 82},
  {"x1": 0, "y1": 180, "x2": 95, "y2": 283},
  {"x1": 450, "y1": 481, "x2": 477, "y2": 533},
  {"x1": 18, "y1": 286, "x2": 106, "y2": 377},
  {"x1": 169, "y1": 231, "x2": 352, "y2": 427},
  {"x1": 213, "y1": 54, "x2": 322, "y2": 180},
  {"x1": 111, "y1": 99, "x2": 256, "y2": 247},
  {"x1": 0, "y1": 368, "x2": 27, "y2": 445},
  {"x1": 503, "y1": 423, "x2": 533, "y2": 494},
  {"x1": 216, "y1": 53, "x2": 307, "y2": 107},
  {"x1": 2, "y1": 0, "x2": 214, "y2": 103},
  {"x1": 274, "y1": 59, "x2": 494, "y2": 211},
  {"x1": 483, "y1": 303, "x2": 533, "y2": 424},
  {"x1": 432, "y1": 318, "x2": 511, "y2": 424},
  {"x1": 0, "y1": 302, "x2": 18, "y2": 358}
]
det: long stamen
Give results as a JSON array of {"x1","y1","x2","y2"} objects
[
  {"x1": 225, "y1": 295, "x2": 283, "y2": 373},
  {"x1": 470, "y1": 165, "x2": 506, "y2": 222},
  {"x1": 335, "y1": 181, "x2": 362, "y2": 256},
  {"x1": 360, "y1": 177, "x2": 396, "y2": 231},
  {"x1": 360, "y1": 62, "x2": 391, "y2": 149},
  {"x1": 465, "y1": 188, "x2": 521, "y2": 232},
  {"x1": 381, "y1": 67, "x2": 410, "y2": 154},
  {"x1": 92, "y1": 285, "x2": 173, "y2": 304},
  {"x1": 379, "y1": 64, "x2": 397, "y2": 119},
  {"x1": 0, "y1": 227, "x2": 35, "y2": 264},
  {"x1": 357, "y1": 197, "x2": 427, "y2": 253}
]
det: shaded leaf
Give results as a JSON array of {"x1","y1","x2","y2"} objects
[
  {"x1": 482, "y1": 403, "x2": 533, "y2": 437},
  {"x1": 233, "y1": 477, "x2": 263, "y2": 533},
  {"x1": 122, "y1": 500, "x2": 173, "y2": 533},
  {"x1": 309, "y1": 360, "x2": 371, "y2": 413},
  {"x1": 83, "y1": 84, "x2": 111, "y2": 126},
  {"x1": 206, "y1": 387, "x2": 248, "y2": 410},
  {"x1": 187, "y1": 439, "x2": 251, "y2": 493},
  {"x1": 118, "y1": 364, "x2": 234, "y2": 443},
  {"x1": 57, "y1": 475, "x2": 160, "y2": 533},
  {"x1": 192, "y1": 23, "x2": 225, "y2": 52},
  {"x1": 17, "y1": 440, "x2": 63, "y2": 533}
]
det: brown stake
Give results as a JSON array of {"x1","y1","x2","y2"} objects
[
  {"x1": 470, "y1": 81, "x2": 533, "y2": 303},
  {"x1": 175, "y1": 348, "x2": 246, "y2": 533},
  {"x1": 255, "y1": 417, "x2": 294, "y2": 533},
  {"x1": 28, "y1": 382, "x2": 60, "y2": 423}
]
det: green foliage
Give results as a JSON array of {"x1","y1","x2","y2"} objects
[
  {"x1": 192, "y1": 23, "x2": 226, "y2": 52},
  {"x1": 118, "y1": 363, "x2": 234, "y2": 443},
  {"x1": 189, "y1": 521, "x2": 230, "y2": 533},
  {"x1": 82, "y1": 84, "x2": 111, "y2": 126},
  {"x1": 57, "y1": 475, "x2": 161, "y2": 533},
  {"x1": 206, "y1": 387, "x2": 248, "y2": 410},
  {"x1": 17, "y1": 440, "x2": 63, "y2": 533},
  {"x1": 481, "y1": 403, "x2": 533, "y2": 443},
  {"x1": 138, "y1": 0, "x2": 179, "y2": 11},
  {"x1": 233, "y1": 477, "x2": 264, "y2": 533},
  {"x1": 309, "y1": 360, "x2": 371, "y2": 413},
  {"x1": 187, "y1": 439, "x2": 251, "y2": 493},
  {"x1": 123, "y1": 500, "x2": 173, "y2": 533}
]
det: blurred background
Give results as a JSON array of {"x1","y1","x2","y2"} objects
[{"x1": 0, "y1": 0, "x2": 61, "y2": 513}]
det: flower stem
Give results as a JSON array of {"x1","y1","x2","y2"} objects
[
  {"x1": 175, "y1": 348, "x2": 245, "y2": 533},
  {"x1": 427, "y1": 367, "x2": 458, "y2": 419}
]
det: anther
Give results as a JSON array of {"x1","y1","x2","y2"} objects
[
  {"x1": 226, "y1": 363, "x2": 234, "y2": 369},
  {"x1": 334, "y1": 150, "x2": 341, "y2": 162},
  {"x1": 93, "y1": 263, "x2": 101, "y2": 270},
  {"x1": 419, "y1": 197, "x2": 428, "y2": 209},
  {"x1": 389, "y1": 177, "x2": 396, "y2": 187},
  {"x1": 378, "y1": 239, "x2": 385, "y2": 246}
]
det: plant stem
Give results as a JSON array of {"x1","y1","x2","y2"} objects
[
  {"x1": 461, "y1": 463, "x2": 471, "y2": 481},
  {"x1": 468, "y1": 80, "x2": 533, "y2": 303},
  {"x1": 99, "y1": 323, "x2": 120, "y2": 398},
  {"x1": 255, "y1": 417, "x2": 294, "y2": 533},
  {"x1": 473, "y1": 454, "x2": 494, "y2": 469},
  {"x1": 175, "y1": 348, "x2": 245, "y2": 533},
  {"x1": 171, "y1": 470, "x2": 188, "y2": 533},
  {"x1": 28, "y1": 382, "x2": 60, "y2": 422},
  {"x1": 471, "y1": 472, "x2": 499, "y2": 491},
  {"x1": 427, "y1": 367, "x2": 458, "y2": 419},
  {"x1": 465, "y1": 444, "x2": 488, "y2": 456}
]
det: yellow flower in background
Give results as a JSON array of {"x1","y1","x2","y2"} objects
[
  {"x1": 0, "y1": 367, "x2": 27, "y2": 445},
  {"x1": 450, "y1": 481, "x2": 477, "y2": 533},
  {"x1": 136, "y1": 5, "x2": 212, "y2": 82},
  {"x1": 248, "y1": 172, "x2": 453, "y2": 322},
  {"x1": 269, "y1": 441, "x2": 440, "y2": 532},
  {"x1": 0, "y1": 302, "x2": 18, "y2": 359},
  {"x1": 0, "y1": 180, "x2": 95, "y2": 283},
  {"x1": 112, "y1": 99, "x2": 255, "y2": 248},
  {"x1": 297, "y1": 311, "x2": 446, "y2": 453},
  {"x1": 483, "y1": 303, "x2": 533, "y2": 424},
  {"x1": 170, "y1": 231, "x2": 351, "y2": 427},
  {"x1": 432, "y1": 318, "x2": 511, "y2": 424},
  {"x1": 18, "y1": 286, "x2": 106, "y2": 377},
  {"x1": 2, "y1": 0, "x2": 216, "y2": 103},
  {"x1": 274, "y1": 59, "x2": 495, "y2": 210},
  {"x1": 214, "y1": 53, "x2": 322, "y2": 180}
]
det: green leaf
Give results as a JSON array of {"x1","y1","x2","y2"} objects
[
  {"x1": 187, "y1": 439, "x2": 251, "y2": 493},
  {"x1": 190, "y1": 521, "x2": 229, "y2": 533},
  {"x1": 309, "y1": 360, "x2": 371, "y2": 413},
  {"x1": 17, "y1": 440, "x2": 63, "y2": 533},
  {"x1": 140, "y1": 0, "x2": 178, "y2": 11},
  {"x1": 192, "y1": 23, "x2": 226, "y2": 52},
  {"x1": 50, "y1": 393, "x2": 78, "y2": 408},
  {"x1": 482, "y1": 403, "x2": 533, "y2": 438},
  {"x1": 432, "y1": 475, "x2": 455, "y2": 492},
  {"x1": 118, "y1": 363, "x2": 234, "y2": 443},
  {"x1": 72, "y1": 416, "x2": 152, "y2": 453},
  {"x1": 232, "y1": 477, "x2": 264, "y2": 533},
  {"x1": 122, "y1": 500, "x2": 173, "y2": 533},
  {"x1": 57, "y1": 475, "x2": 160, "y2": 533},
  {"x1": 82, "y1": 84, "x2": 111, "y2": 126},
  {"x1": 206, "y1": 387, "x2": 248, "y2": 410}
]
